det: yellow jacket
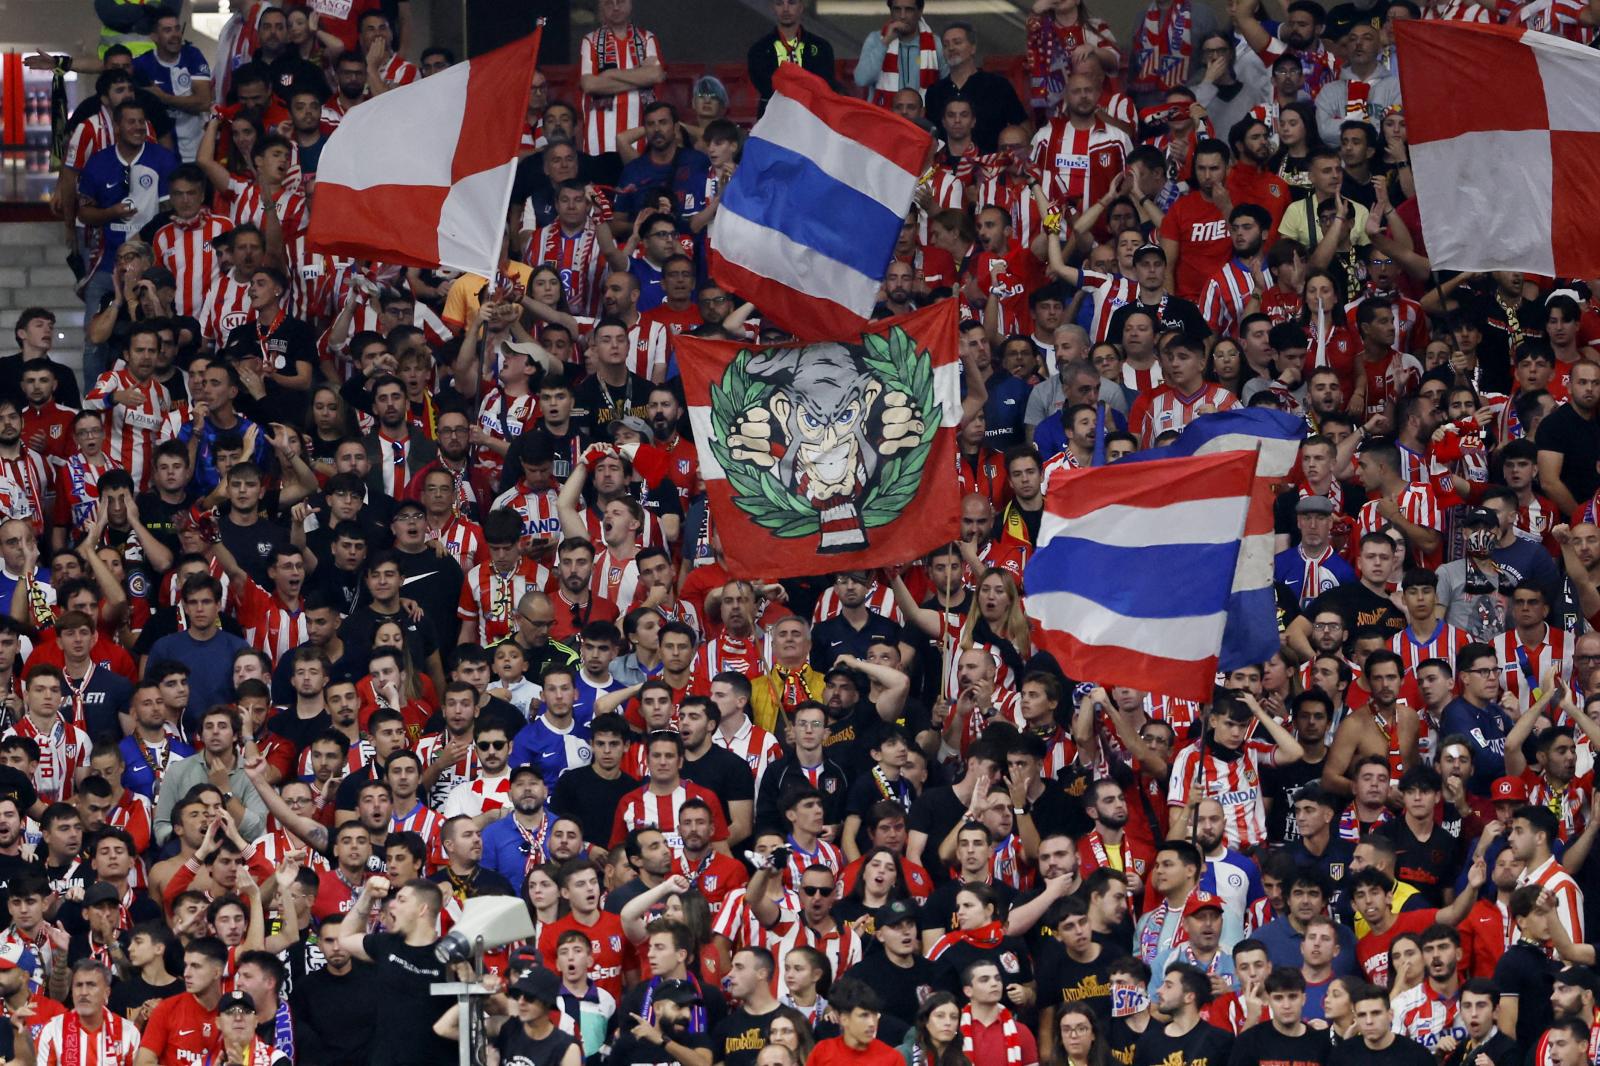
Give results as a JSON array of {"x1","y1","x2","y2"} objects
[{"x1": 749, "y1": 663, "x2": 825, "y2": 733}]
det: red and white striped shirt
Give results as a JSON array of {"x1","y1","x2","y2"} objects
[
  {"x1": 779, "y1": 835, "x2": 845, "y2": 889},
  {"x1": 713, "y1": 718, "x2": 783, "y2": 781},
  {"x1": 1391, "y1": 982, "x2": 1459, "y2": 1050},
  {"x1": 0, "y1": 449, "x2": 49, "y2": 537},
  {"x1": 770, "y1": 912, "x2": 863, "y2": 993},
  {"x1": 1526, "y1": 771, "x2": 1593, "y2": 843},
  {"x1": 5, "y1": 715, "x2": 93, "y2": 803},
  {"x1": 199, "y1": 272, "x2": 254, "y2": 345},
  {"x1": 591, "y1": 549, "x2": 642, "y2": 611},
  {"x1": 578, "y1": 25, "x2": 662, "y2": 155},
  {"x1": 1167, "y1": 738, "x2": 1278, "y2": 848},
  {"x1": 474, "y1": 389, "x2": 541, "y2": 485},
  {"x1": 376, "y1": 53, "x2": 420, "y2": 88},
  {"x1": 234, "y1": 577, "x2": 309, "y2": 666},
  {"x1": 1129, "y1": 383, "x2": 1240, "y2": 445},
  {"x1": 695, "y1": 633, "x2": 766, "y2": 681},
  {"x1": 527, "y1": 223, "x2": 608, "y2": 320},
  {"x1": 392, "y1": 800, "x2": 445, "y2": 859},
  {"x1": 1029, "y1": 118, "x2": 1132, "y2": 213},
  {"x1": 1390, "y1": 620, "x2": 1471, "y2": 676},
  {"x1": 491, "y1": 485, "x2": 563, "y2": 543},
  {"x1": 712, "y1": 885, "x2": 801, "y2": 949},
  {"x1": 32, "y1": 1008, "x2": 141, "y2": 1066},
  {"x1": 222, "y1": 176, "x2": 307, "y2": 238},
  {"x1": 1355, "y1": 482, "x2": 1444, "y2": 567},
  {"x1": 441, "y1": 773, "x2": 513, "y2": 820},
  {"x1": 610, "y1": 781, "x2": 727, "y2": 850},
  {"x1": 152, "y1": 212, "x2": 233, "y2": 317},
  {"x1": 458, "y1": 560, "x2": 551, "y2": 645},
  {"x1": 252, "y1": 827, "x2": 330, "y2": 871},
  {"x1": 1494, "y1": 625, "x2": 1574, "y2": 713},
  {"x1": 975, "y1": 174, "x2": 1044, "y2": 249},
  {"x1": 811, "y1": 584, "x2": 904, "y2": 625},
  {"x1": 1200, "y1": 259, "x2": 1259, "y2": 337},
  {"x1": 1518, "y1": 854, "x2": 1584, "y2": 942},
  {"x1": 83, "y1": 371, "x2": 171, "y2": 491},
  {"x1": 1078, "y1": 270, "x2": 1140, "y2": 342},
  {"x1": 1423, "y1": 0, "x2": 1493, "y2": 20},
  {"x1": 627, "y1": 321, "x2": 669, "y2": 382}
]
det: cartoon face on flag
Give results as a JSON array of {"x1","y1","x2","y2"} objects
[{"x1": 680, "y1": 299, "x2": 962, "y2": 579}]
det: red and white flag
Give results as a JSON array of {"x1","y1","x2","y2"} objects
[
  {"x1": 307, "y1": 30, "x2": 542, "y2": 278},
  {"x1": 1395, "y1": 21, "x2": 1600, "y2": 277}
]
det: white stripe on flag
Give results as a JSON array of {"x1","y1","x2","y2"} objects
[
  {"x1": 1197, "y1": 434, "x2": 1301, "y2": 477},
  {"x1": 316, "y1": 61, "x2": 467, "y2": 192},
  {"x1": 437, "y1": 161, "x2": 519, "y2": 278},
  {"x1": 934, "y1": 362, "x2": 962, "y2": 427},
  {"x1": 715, "y1": 208, "x2": 882, "y2": 317},
  {"x1": 1027, "y1": 591, "x2": 1228, "y2": 658},
  {"x1": 689, "y1": 407, "x2": 723, "y2": 479},
  {"x1": 1412, "y1": 131, "x2": 1554, "y2": 275},
  {"x1": 1232, "y1": 533, "x2": 1275, "y2": 594},
  {"x1": 1532, "y1": 33, "x2": 1600, "y2": 133},
  {"x1": 1039, "y1": 497, "x2": 1250, "y2": 548},
  {"x1": 760, "y1": 94, "x2": 920, "y2": 210}
]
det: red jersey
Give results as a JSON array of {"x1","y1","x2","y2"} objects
[
  {"x1": 1129, "y1": 382, "x2": 1240, "y2": 445},
  {"x1": 84, "y1": 373, "x2": 170, "y2": 491},
  {"x1": 1493, "y1": 625, "x2": 1574, "y2": 714},
  {"x1": 527, "y1": 223, "x2": 607, "y2": 319},
  {"x1": 973, "y1": 241, "x2": 1049, "y2": 336},
  {"x1": 578, "y1": 25, "x2": 661, "y2": 155},
  {"x1": 1200, "y1": 258, "x2": 1260, "y2": 337},
  {"x1": 198, "y1": 272, "x2": 253, "y2": 346},
  {"x1": 609, "y1": 781, "x2": 730, "y2": 848},
  {"x1": 1390, "y1": 620, "x2": 1470, "y2": 676},
  {"x1": 671, "y1": 850, "x2": 749, "y2": 916},
  {"x1": 1160, "y1": 191, "x2": 1231, "y2": 301},
  {"x1": 139, "y1": 991, "x2": 222, "y2": 1066},
  {"x1": 1029, "y1": 118, "x2": 1131, "y2": 214},
  {"x1": 1356, "y1": 908, "x2": 1439, "y2": 984},
  {"x1": 457, "y1": 559, "x2": 552, "y2": 645},
  {"x1": 234, "y1": 577, "x2": 308, "y2": 666},
  {"x1": 538, "y1": 911, "x2": 635, "y2": 1000}
]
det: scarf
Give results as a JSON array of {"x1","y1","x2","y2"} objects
[
  {"x1": 1133, "y1": 0, "x2": 1193, "y2": 90},
  {"x1": 927, "y1": 919, "x2": 1005, "y2": 962},
  {"x1": 272, "y1": 998, "x2": 295, "y2": 1061},
  {"x1": 512, "y1": 813, "x2": 552, "y2": 877},
  {"x1": 594, "y1": 26, "x2": 653, "y2": 113},
  {"x1": 1337, "y1": 805, "x2": 1390, "y2": 841},
  {"x1": 61, "y1": 1009, "x2": 131, "y2": 1066},
  {"x1": 874, "y1": 21, "x2": 939, "y2": 106},
  {"x1": 960, "y1": 1004, "x2": 1025, "y2": 1066},
  {"x1": 642, "y1": 973, "x2": 706, "y2": 1032},
  {"x1": 1138, "y1": 891, "x2": 1192, "y2": 963},
  {"x1": 1027, "y1": 14, "x2": 1095, "y2": 110}
]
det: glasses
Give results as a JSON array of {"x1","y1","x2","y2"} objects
[
  {"x1": 800, "y1": 885, "x2": 833, "y2": 897},
  {"x1": 1460, "y1": 667, "x2": 1499, "y2": 678},
  {"x1": 477, "y1": 740, "x2": 508, "y2": 752},
  {"x1": 1311, "y1": 621, "x2": 1343, "y2": 631},
  {"x1": 438, "y1": 425, "x2": 470, "y2": 436},
  {"x1": 1061, "y1": 1024, "x2": 1092, "y2": 1036},
  {"x1": 1575, "y1": 655, "x2": 1600, "y2": 663},
  {"x1": 519, "y1": 614, "x2": 553, "y2": 629}
]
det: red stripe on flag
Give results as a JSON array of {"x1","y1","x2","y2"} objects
[
  {"x1": 770, "y1": 65, "x2": 929, "y2": 178},
  {"x1": 707, "y1": 247, "x2": 878, "y2": 342},
  {"x1": 1550, "y1": 130, "x2": 1600, "y2": 278},
  {"x1": 453, "y1": 28, "x2": 543, "y2": 183},
  {"x1": 1029, "y1": 624, "x2": 1220, "y2": 703},
  {"x1": 1395, "y1": 21, "x2": 1547, "y2": 144},
  {"x1": 306, "y1": 182, "x2": 448, "y2": 268},
  {"x1": 1043, "y1": 451, "x2": 1257, "y2": 521}
]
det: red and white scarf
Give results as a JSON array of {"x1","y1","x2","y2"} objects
[
  {"x1": 874, "y1": 21, "x2": 939, "y2": 106},
  {"x1": 926, "y1": 919, "x2": 1005, "y2": 962},
  {"x1": 1133, "y1": 0, "x2": 1193, "y2": 90},
  {"x1": 960, "y1": 1005, "x2": 1025, "y2": 1066}
]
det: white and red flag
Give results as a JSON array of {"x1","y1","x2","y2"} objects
[
  {"x1": 307, "y1": 30, "x2": 542, "y2": 277},
  {"x1": 1394, "y1": 20, "x2": 1600, "y2": 277}
]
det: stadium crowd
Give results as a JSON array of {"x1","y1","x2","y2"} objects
[{"x1": 3, "y1": 0, "x2": 1600, "y2": 1063}]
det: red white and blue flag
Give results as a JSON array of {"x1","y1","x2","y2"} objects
[
  {"x1": 708, "y1": 65, "x2": 931, "y2": 341},
  {"x1": 1024, "y1": 451, "x2": 1257, "y2": 701},
  {"x1": 1123, "y1": 408, "x2": 1306, "y2": 672}
]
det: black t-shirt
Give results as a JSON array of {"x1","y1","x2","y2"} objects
[
  {"x1": 608, "y1": 985, "x2": 719, "y2": 1066},
  {"x1": 572, "y1": 372, "x2": 652, "y2": 437},
  {"x1": 1261, "y1": 755, "x2": 1327, "y2": 844},
  {"x1": 931, "y1": 934, "x2": 1032, "y2": 997},
  {"x1": 1228, "y1": 1022, "x2": 1332, "y2": 1066},
  {"x1": 340, "y1": 604, "x2": 440, "y2": 670},
  {"x1": 267, "y1": 707, "x2": 334, "y2": 754},
  {"x1": 1035, "y1": 940, "x2": 1114, "y2": 1024},
  {"x1": 1132, "y1": 1021, "x2": 1234, "y2": 1066},
  {"x1": 361, "y1": 932, "x2": 455, "y2": 1066},
  {"x1": 907, "y1": 787, "x2": 968, "y2": 883},
  {"x1": 134, "y1": 489, "x2": 194, "y2": 557},
  {"x1": 219, "y1": 513, "x2": 292, "y2": 587},
  {"x1": 551, "y1": 766, "x2": 641, "y2": 847},
  {"x1": 1108, "y1": 1016, "x2": 1152, "y2": 1066},
  {"x1": 390, "y1": 547, "x2": 466, "y2": 655},
  {"x1": 682, "y1": 745, "x2": 756, "y2": 825},
  {"x1": 1108, "y1": 295, "x2": 1208, "y2": 341},
  {"x1": 1492, "y1": 942, "x2": 1558, "y2": 1049},
  {"x1": 918, "y1": 878, "x2": 1018, "y2": 936},
  {"x1": 109, "y1": 972, "x2": 183, "y2": 1016},
  {"x1": 1305, "y1": 582, "x2": 1406, "y2": 637},
  {"x1": 844, "y1": 953, "x2": 941, "y2": 1029},
  {"x1": 820, "y1": 705, "x2": 887, "y2": 782},
  {"x1": 495, "y1": 1021, "x2": 577, "y2": 1066},
  {"x1": 712, "y1": 1006, "x2": 783, "y2": 1066},
  {"x1": 1536, "y1": 401, "x2": 1600, "y2": 505},
  {"x1": 1373, "y1": 820, "x2": 1464, "y2": 908},
  {"x1": 0, "y1": 852, "x2": 41, "y2": 916},
  {"x1": 224, "y1": 315, "x2": 319, "y2": 426},
  {"x1": 1327, "y1": 1036, "x2": 1432, "y2": 1066}
]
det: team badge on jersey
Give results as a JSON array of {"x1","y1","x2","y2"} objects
[
  {"x1": 1000, "y1": 951, "x2": 1019, "y2": 973},
  {"x1": 704, "y1": 876, "x2": 718, "y2": 891},
  {"x1": 609, "y1": 936, "x2": 621, "y2": 952}
]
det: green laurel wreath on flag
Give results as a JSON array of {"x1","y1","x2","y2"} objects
[{"x1": 707, "y1": 326, "x2": 942, "y2": 539}]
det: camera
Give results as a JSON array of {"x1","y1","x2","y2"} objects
[{"x1": 434, "y1": 896, "x2": 535, "y2": 965}]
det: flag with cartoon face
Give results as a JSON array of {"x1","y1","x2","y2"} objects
[{"x1": 678, "y1": 299, "x2": 963, "y2": 579}]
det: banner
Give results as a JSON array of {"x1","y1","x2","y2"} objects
[{"x1": 678, "y1": 300, "x2": 963, "y2": 580}]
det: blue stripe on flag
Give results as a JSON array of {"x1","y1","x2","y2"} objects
[
  {"x1": 1029, "y1": 539, "x2": 1241, "y2": 619},
  {"x1": 721, "y1": 135, "x2": 905, "y2": 282},
  {"x1": 1121, "y1": 408, "x2": 1306, "y2": 671}
]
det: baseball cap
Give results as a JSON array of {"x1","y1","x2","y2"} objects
[
  {"x1": 510, "y1": 967, "x2": 562, "y2": 1006},
  {"x1": 877, "y1": 899, "x2": 918, "y2": 928},
  {"x1": 1556, "y1": 965, "x2": 1600, "y2": 995},
  {"x1": 1460, "y1": 507, "x2": 1498, "y2": 529},
  {"x1": 218, "y1": 990, "x2": 257, "y2": 1014},
  {"x1": 83, "y1": 881, "x2": 121, "y2": 908},
  {"x1": 694, "y1": 75, "x2": 730, "y2": 105},
  {"x1": 509, "y1": 764, "x2": 543, "y2": 785},
  {"x1": 1491, "y1": 776, "x2": 1528, "y2": 803},
  {"x1": 141, "y1": 265, "x2": 177, "y2": 289},
  {"x1": 1296, "y1": 495, "x2": 1335, "y2": 516},
  {"x1": 1183, "y1": 890, "x2": 1223, "y2": 919},
  {"x1": 1133, "y1": 243, "x2": 1167, "y2": 263},
  {"x1": 610, "y1": 416, "x2": 655, "y2": 444},
  {"x1": 0, "y1": 941, "x2": 38, "y2": 975}
]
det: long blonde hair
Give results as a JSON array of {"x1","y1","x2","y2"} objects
[{"x1": 960, "y1": 567, "x2": 1031, "y2": 658}]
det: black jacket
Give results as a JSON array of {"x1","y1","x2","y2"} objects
[
  {"x1": 755, "y1": 754, "x2": 850, "y2": 829},
  {"x1": 747, "y1": 30, "x2": 837, "y2": 109}
]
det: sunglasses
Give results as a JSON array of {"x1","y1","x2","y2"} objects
[
  {"x1": 477, "y1": 740, "x2": 508, "y2": 752},
  {"x1": 800, "y1": 885, "x2": 833, "y2": 897}
]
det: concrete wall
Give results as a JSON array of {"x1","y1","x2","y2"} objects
[{"x1": 0, "y1": 222, "x2": 85, "y2": 380}]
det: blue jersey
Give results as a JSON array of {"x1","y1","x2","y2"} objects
[
  {"x1": 574, "y1": 673, "x2": 624, "y2": 724},
  {"x1": 1273, "y1": 546, "x2": 1356, "y2": 606},
  {"x1": 511, "y1": 716, "x2": 593, "y2": 789},
  {"x1": 132, "y1": 44, "x2": 211, "y2": 158},
  {"x1": 119, "y1": 734, "x2": 196, "y2": 800},
  {"x1": 79, "y1": 141, "x2": 177, "y2": 273}
]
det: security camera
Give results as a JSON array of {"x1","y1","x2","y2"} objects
[{"x1": 434, "y1": 896, "x2": 536, "y2": 964}]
